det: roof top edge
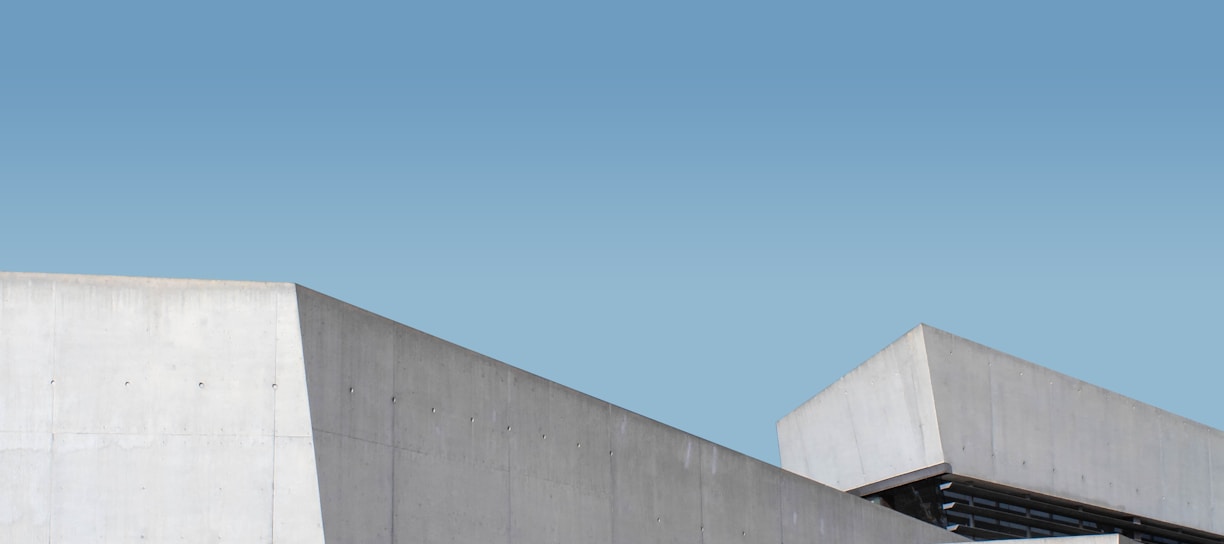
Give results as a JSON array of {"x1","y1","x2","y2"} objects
[
  {"x1": 921, "y1": 325, "x2": 1223, "y2": 434},
  {"x1": 0, "y1": 270, "x2": 297, "y2": 289}
]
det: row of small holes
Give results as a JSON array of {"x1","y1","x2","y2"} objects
[
  {"x1": 82, "y1": 380, "x2": 213, "y2": 388},
  {"x1": 49, "y1": 380, "x2": 223, "y2": 388}
]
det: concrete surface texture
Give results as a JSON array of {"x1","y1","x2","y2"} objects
[
  {"x1": 1, "y1": 272, "x2": 965, "y2": 543},
  {"x1": 778, "y1": 323, "x2": 1224, "y2": 537},
  {"x1": 0, "y1": 273, "x2": 323, "y2": 542}
]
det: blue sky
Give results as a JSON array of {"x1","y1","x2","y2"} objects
[{"x1": 3, "y1": 1, "x2": 1221, "y2": 465}]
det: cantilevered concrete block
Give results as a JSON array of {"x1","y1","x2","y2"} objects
[{"x1": 779, "y1": 324, "x2": 1224, "y2": 537}]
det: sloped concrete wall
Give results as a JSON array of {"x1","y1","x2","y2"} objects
[
  {"x1": 778, "y1": 325, "x2": 945, "y2": 491},
  {"x1": 0, "y1": 273, "x2": 323, "y2": 543},
  {"x1": 296, "y1": 287, "x2": 965, "y2": 544}
]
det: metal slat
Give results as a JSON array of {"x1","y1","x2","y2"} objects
[
  {"x1": 943, "y1": 501, "x2": 1093, "y2": 538},
  {"x1": 942, "y1": 481, "x2": 1128, "y2": 529},
  {"x1": 941, "y1": 480, "x2": 1224, "y2": 544},
  {"x1": 947, "y1": 523, "x2": 1026, "y2": 541}
]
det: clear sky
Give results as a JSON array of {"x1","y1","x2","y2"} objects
[{"x1": 3, "y1": 1, "x2": 1221, "y2": 465}]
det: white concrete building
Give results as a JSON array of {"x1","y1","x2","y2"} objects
[{"x1": 1, "y1": 272, "x2": 1220, "y2": 544}]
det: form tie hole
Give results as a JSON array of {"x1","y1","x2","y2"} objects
[
  {"x1": 124, "y1": 381, "x2": 130, "y2": 387},
  {"x1": 198, "y1": 382, "x2": 205, "y2": 389},
  {"x1": 349, "y1": 387, "x2": 354, "y2": 394},
  {"x1": 272, "y1": 383, "x2": 278, "y2": 390}
]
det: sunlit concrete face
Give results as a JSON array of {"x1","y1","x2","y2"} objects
[
  {"x1": 1, "y1": 272, "x2": 964, "y2": 544},
  {"x1": 0, "y1": 273, "x2": 323, "y2": 542},
  {"x1": 779, "y1": 324, "x2": 1224, "y2": 537}
]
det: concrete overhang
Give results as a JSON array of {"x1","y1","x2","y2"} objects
[{"x1": 778, "y1": 324, "x2": 1224, "y2": 537}]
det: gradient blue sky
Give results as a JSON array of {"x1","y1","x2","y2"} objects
[{"x1": 3, "y1": 1, "x2": 1221, "y2": 464}]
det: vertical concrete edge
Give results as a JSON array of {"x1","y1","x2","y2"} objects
[
  {"x1": 271, "y1": 284, "x2": 325, "y2": 543},
  {"x1": 916, "y1": 324, "x2": 949, "y2": 473}
]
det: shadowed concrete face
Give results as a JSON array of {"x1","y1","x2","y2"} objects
[
  {"x1": 294, "y1": 286, "x2": 966, "y2": 544},
  {"x1": 1, "y1": 272, "x2": 965, "y2": 543},
  {"x1": 779, "y1": 324, "x2": 1224, "y2": 537}
]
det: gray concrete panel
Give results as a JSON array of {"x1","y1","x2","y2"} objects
[
  {"x1": 0, "y1": 431, "x2": 51, "y2": 541},
  {"x1": 394, "y1": 448, "x2": 510, "y2": 544},
  {"x1": 507, "y1": 377, "x2": 612, "y2": 495},
  {"x1": 273, "y1": 435, "x2": 326, "y2": 542},
  {"x1": 699, "y1": 442, "x2": 781, "y2": 543},
  {"x1": 48, "y1": 278, "x2": 278, "y2": 436},
  {"x1": 0, "y1": 275, "x2": 55, "y2": 433},
  {"x1": 510, "y1": 471, "x2": 613, "y2": 544},
  {"x1": 312, "y1": 429, "x2": 394, "y2": 543},
  {"x1": 608, "y1": 410, "x2": 703, "y2": 544},
  {"x1": 505, "y1": 377, "x2": 615, "y2": 544},
  {"x1": 50, "y1": 433, "x2": 274, "y2": 542},
  {"x1": 393, "y1": 324, "x2": 512, "y2": 469}
]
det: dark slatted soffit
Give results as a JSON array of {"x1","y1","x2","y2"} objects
[{"x1": 863, "y1": 476, "x2": 1224, "y2": 544}]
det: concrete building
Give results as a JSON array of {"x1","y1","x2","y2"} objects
[
  {"x1": 1, "y1": 271, "x2": 1220, "y2": 544},
  {"x1": 779, "y1": 325, "x2": 1224, "y2": 544}
]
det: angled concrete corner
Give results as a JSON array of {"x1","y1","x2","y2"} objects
[
  {"x1": 779, "y1": 323, "x2": 1224, "y2": 538},
  {"x1": 777, "y1": 324, "x2": 945, "y2": 491}
]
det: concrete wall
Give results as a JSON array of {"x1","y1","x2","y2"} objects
[
  {"x1": 2, "y1": 272, "x2": 968, "y2": 543},
  {"x1": 0, "y1": 272, "x2": 323, "y2": 543},
  {"x1": 777, "y1": 326, "x2": 945, "y2": 491},
  {"x1": 295, "y1": 287, "x2": 965, "y2": 544}
]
